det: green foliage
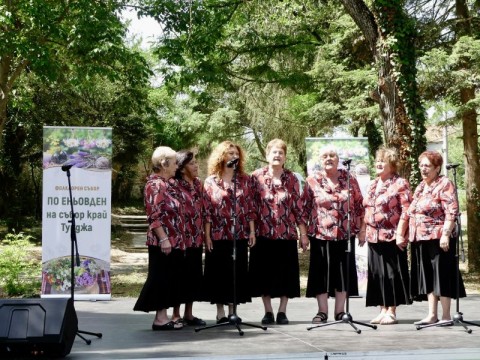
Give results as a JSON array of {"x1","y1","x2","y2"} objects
[
  {"x1": 0, "y1": 231, "x2": 41, "y2": 297},
  {"x1": 373, "y1": 0, "x2": 427, "y2": 185}
]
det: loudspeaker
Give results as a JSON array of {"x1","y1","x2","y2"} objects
[{"x1": 0, "y1": 298, "x2": 78, "y2": 358}]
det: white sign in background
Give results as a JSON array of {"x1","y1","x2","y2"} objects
[{"x1": 41, "y1": 126, "x2": 112, "y2": 300}]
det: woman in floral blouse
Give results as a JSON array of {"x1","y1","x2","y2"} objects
[
  {"x1": 134, "y1": 146, "x2": 185, "y2": 331},
  {"x1": 302, "y1": 145, "x2": 365, "y2": 324},
  {"x1": 362, "y1": 147, "x2": 412, "y2": 325},
  {"x1": 203, "y1": 141, "x2": 257, "y2": 323},
  {"x1": 406, "y1": 150, "x2": 466, "y2": 326},
  {"x1": 250, "y1": 139, "x2": 308, "y2": 325},
  {"x1": 170, "y1": 150, "x2": 206, "y2": 327}
]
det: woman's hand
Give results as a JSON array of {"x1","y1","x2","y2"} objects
[
  {"x1": 300, "y1": 234, "x2": 309, "y2": 252},
  {"x1": 205, "y1": 237, "x2": 213, "y2": 252},
  {"x1": 396, "y1": 234, "x2": 407, "y2": 251},
  {"x1": 440, "y1": 235, "x2": 450, "y2": 252},
  {"x1": 160, "y1": 240, "x2": 172, "y2": 255},
  {"x1": 357, "y1": 231, "x2": 366, "y2": 247},
  {"x1": 248, "y1": 232, "x2": 256, "y2": 247}
]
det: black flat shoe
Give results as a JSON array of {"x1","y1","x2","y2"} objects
[
  {"x1": 184, "y1": 317, "x2": 206, "y2": 326},
  {"x1": 276, "y1": 312, "x2": 289, "y2": 325},
  {"x1": 216, "y1": 316, "x2": 229, "y2": 324},
  {"x1": 261, "y1": 312, "x2": 275, "y2": 325},
  {"x1": 152, "y1": 321, "x2": 183, "y2": 331}
]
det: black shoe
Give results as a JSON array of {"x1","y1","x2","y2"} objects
[
  {"x1": 261, "y1": 312, "x2": 275, "y2": 325},
  {"x1": 184, "y1": 317, "x2": 206, "y2": 326},
  {"x1": 216, "y1": 316, "x2": 229, "y2": 324},
  {"x1": 276, "y1": 312, "x2": 289, "y2": 325}
]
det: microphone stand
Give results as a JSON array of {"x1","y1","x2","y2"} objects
[
  {"x1": 308, "y1": 160, "x2": 377, "y2": 334},
  {"x1": 64, "y1": 166, "x2": 103, "y2": 344},
  {"x1": 195, "y1": 161, "x2": 267, "y2": 336},
  {"x1": 416, "y1": 164, "x2": 478, "y2": 333}
]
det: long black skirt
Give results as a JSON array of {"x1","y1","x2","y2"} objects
[
  {"x1": 366, "y1": 241, "x2": 412, "y2": 307},
  {"x1": 306, "y1": 237, "x2": 358, "y2": 298},
  {"x1": 181, "y1": 246, "x2": 205, "y2": 303},
  {"x1": 249, "y1": 237, "x2": 300, "y2": 298},
  {"x1": 203, "y1": 239, "x2": 251, "y2": 305},
  {"x1": 133, "y1": 246, "x2": 184, "y2": 312},
  {"x1": 410, "y1": 238, "x2": 466, "y2": 301}
]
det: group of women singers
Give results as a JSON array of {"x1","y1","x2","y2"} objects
[{"x1": 134, "y1": 140, "x2": 466, "y2": 330}]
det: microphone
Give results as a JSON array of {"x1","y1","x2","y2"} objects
[
  {"x1": 226, "y1": 158, "x2": 239, "y2": 168},
  {"x1": 61, "y1": 164, "x2": 74, "y2": 172},
  {"x1": 446, "y1": 163, "x2": 460, "y2": 170},
  {"x1": 342, "y1": 159, "x2": 352, "y2": 166}
]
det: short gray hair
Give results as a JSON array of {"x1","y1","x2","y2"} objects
[{"x1": 151, "y1": 146, "x2": 176, "y2": 171}]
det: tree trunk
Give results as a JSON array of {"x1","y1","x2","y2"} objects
[
  {"x1": 461, "y1": 88, "x2": 480, "y2": 272},
  {"x1": 456, "y1": 0, "x2": 480, "y2": 271},
  {"x1": 0, "y1": 57, "x2": 9, "y2": 154},
  {"x1": 0, "y1": 99, "x2": 6, "y2": 155},
  {"x1": 339, "y1": 0, "x2": 416, "y2": 179}
]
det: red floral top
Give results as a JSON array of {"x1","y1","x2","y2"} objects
[
  {"x1": 406, "y1": 175, "x2": 458, "y2": 242},
  {"x1": 252, "y1": 167, "x2": 304, "y2": 240},
  {"x1": 144, "y1": 174, "x2": 185, "y2": 249},
  {"x1": 363, "y1": 174, "x2": 412, "y2": 243},
  {"x1": 203, "y1": 173, "x2": 257, "y2": 241},
  {"x1": 176, "y1": 177, "x2": 204, "y2": 248},
  {"x1": 301, "y1": 169, "x2": 364, "y2": 240}
]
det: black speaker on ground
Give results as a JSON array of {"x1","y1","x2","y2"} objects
[{"x1": 0, "y1": 298, "x2": 78, "y2": 358}]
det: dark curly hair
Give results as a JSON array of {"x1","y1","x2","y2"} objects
[{"x1": 175, "y1": 150, "x2": 194, "y2": 179}]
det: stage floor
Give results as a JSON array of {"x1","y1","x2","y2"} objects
[{"x1": 63, "y1": 295, "x2": 480, "y2": 359}]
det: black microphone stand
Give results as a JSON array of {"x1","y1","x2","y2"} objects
[
  {"x1": 195, "y1": 161, "x2": 267, "y2": 336},
  {"x1": 308, "y1": 160, "x2": 377, "y2": 334},
  {"x1": 64, "y1": 166, "x2": 103, "y2": 344},
  {"x1": 416, "y1": 164, "x2": 478, "y2": 333}
]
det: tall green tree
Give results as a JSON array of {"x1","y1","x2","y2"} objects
[
  {"x1": 0, "y1": 0, "x2": 148, "y2": 152},
  {"x1": 0, "y1": 0, "x2": 152, "y2": 225},
  {"x1": 413, "y1": 0, "x2": 480, "y2": 271},
  {"x1": 338, "y1": 0, "x2": 427, "y2": 182},
  {"x1": 140, "y1": 0, "x2": 385, "y2": 171},
  {"x1": 454, "y1": 0, "x2": 480, "y2": 271}
]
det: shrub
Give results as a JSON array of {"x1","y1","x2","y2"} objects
[{"x1": 0, "y1": 231, "x2": 41, "y2": 297}]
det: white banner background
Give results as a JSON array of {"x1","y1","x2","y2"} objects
[{"x1": 41, "y1": 126, "x2": 112, "y2": 300}]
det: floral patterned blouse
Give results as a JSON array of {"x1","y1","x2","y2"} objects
[
  {"x1": 176, "y1": 177, "x2": 204, "y2": 248},
  {"x1": 252, "y1": 167, "x2": 304, "y2": 240},
  {"x1": 363, "y1": 174, "x2": 411, "y2": 243},
  {"x1": 406, "y1": 175, "x2": 458, "y2": 242},
  {"x1": 203, "y1": 173, "x2": 257, "y2": 241},
  {"x1": 301, "y1": 168, "x2": 364, "y2": 240},
  {"x1": 144, "y1": 174, "x2": 185, "y2": 249}
]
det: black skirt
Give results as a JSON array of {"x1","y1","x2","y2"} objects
[
  {"x1": 249, "y1": 237, "x2": 300, "y2": 298},
  {"x1": 366, "y1": 241, "x2": 412, "y2": 307},
  {"x1": 133, "y1": 246, "x2": 184, "y2": 312},
  {"x1": 181, "y1": 246, "x2": 205, "y2": 303},
  {"x1": 410, "y1": 238, "x2": 466, "y2": 301},
  {"x1": 306, "y1": 237, "x2": 358, "y2": 298},
  {"x1": 203, "y1": 239, "x2": 251, "y2": 305}
]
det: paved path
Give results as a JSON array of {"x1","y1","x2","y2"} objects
[{"x1": 68, "y1": 295, "x2": 480, "y2": 360}]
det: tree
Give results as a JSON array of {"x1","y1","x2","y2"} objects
[
  {"x1": 338, "y1": 0, "x2": 427, "y2": 182},
  {"x1": 0, "y1": 0, "x2": 149, "y2": 153},
  {"x1": 413, "y1": 0, "x2": 480, "y2": 271},
  {"x1": 454, "y1": 1, "x2": 480, "y2": 271},
  {"x1": 139, "y1": 1, "x2": 389, "y2": 172},
  {"x1": 0, "y1": 0, "x2": 152, "y2": 225}
]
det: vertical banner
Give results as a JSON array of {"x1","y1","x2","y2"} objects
[
  {"x1": 305, "y1": 137, "x2": 370, "y2": 295},
  {"x1": 41, "y1": 126, "x2": 112, "y2": 300}
]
